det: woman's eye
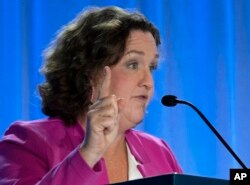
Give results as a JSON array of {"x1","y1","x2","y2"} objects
[
  {"x1": 150, "y1": 64, "x2": 158, "y2": 72},
  {"x1": 128, "y1": 62, "x2": 138, "y2": 69}
]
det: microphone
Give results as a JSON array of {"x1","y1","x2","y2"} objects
[{"x1": 161, "y1": 95, "x2": 248, "y2": 169}]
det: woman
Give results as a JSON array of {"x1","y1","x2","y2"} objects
[{"x1": 0, "y1": 6, "x2": 182, "y2": 184}]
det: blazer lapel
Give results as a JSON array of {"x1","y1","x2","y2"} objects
[{"x1": 125, "y1": 130, "x2": 160, "y2": 177}]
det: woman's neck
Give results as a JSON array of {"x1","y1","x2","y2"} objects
[
  {"x1": 104, "y1": 135, "x2": 126, "y2": 157},
  {"x1": 104, "y1": 136, "x2": 128, "y2": 184}
]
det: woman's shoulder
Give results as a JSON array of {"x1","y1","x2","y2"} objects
[
  {"x1": 1, "y1": 118, "x2": 73, "y2": 148},
  {"x1": 1, "y1": 117, "x2": 83, "y2": 158},
  {"x1": 0, "y1": 118, "x2": 67, "y2": 162},
  {"x1": 5, "y1": 118, "x2": 66, "y2": 137}
]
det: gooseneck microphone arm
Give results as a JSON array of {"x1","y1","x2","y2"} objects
[{"x1": 161, "y1": 95, "x2": 247, "y2": 169}]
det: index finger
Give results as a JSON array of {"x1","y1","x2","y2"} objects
[{"x1": 98, "y1": 66, "x2": 111, "y2": 99}]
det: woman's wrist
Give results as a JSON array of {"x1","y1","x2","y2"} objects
[{"x1": 79, "y1": 144, "x2": 103, "y2": 168}]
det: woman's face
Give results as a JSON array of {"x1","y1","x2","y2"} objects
[
  {"x1": 91, "y1": 30, "x2": 158, "y2": 131},
  {"x1": 109, "y1": 30, "x2": 159, "y2": 131}
]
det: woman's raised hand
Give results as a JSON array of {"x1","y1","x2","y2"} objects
[{"x1": 80, "y1": 66, "x2": 123, "y2": 168}]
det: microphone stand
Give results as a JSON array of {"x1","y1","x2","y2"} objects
[{"x1": 176, "y1": 99, "x2": 247, "y2": 169}]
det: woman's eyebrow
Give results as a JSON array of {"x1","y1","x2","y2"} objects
[
  {"x1": 125, "y1": 50, "x2": 144, "y2": 56},
  {"x1": 125, "y1": 50, "x2": 159, "y2": 59}
]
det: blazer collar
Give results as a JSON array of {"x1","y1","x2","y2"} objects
[
  {"x1": 125, "y1": 129, "x2": 151, "y2": 164},
  {"x1": 125, "y1": 129, "x2": 162, "y2": 177}
]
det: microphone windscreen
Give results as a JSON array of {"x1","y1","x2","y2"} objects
[{"x1": 161, "y1": 95, "x2": 178, "y2": 107}]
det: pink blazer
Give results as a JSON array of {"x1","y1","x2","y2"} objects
[{"x1": 0, "y1": 118, "x2": 182, "y2": 184}]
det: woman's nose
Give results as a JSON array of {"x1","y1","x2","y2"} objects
[{"x1": 139, "y1": 69, "x2": 153, "y2": 90}]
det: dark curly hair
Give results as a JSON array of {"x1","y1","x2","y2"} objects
[{"x1": 38, "y1": 6, "x2": 161, "y2": 125}]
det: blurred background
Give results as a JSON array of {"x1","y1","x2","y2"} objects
[{"x1": 0, "y1": 0, "x2": 249, "y2": 180}]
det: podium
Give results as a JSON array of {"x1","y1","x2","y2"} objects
[{"x1": 112, "y1": 173, "x2": 229, "y2": 185}]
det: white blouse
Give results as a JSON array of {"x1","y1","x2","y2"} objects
[{"x1": 126, "y1": 143, "x2": 143, "y2": 181}]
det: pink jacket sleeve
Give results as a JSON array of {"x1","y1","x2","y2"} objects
[{"x1": 37, "y1": 148, "x2": 106, "y2": 185}]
